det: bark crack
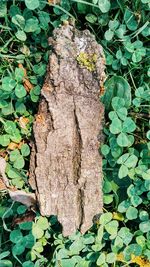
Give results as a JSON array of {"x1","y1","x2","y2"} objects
[{"x1": 73, "y1": 98, "x2": 84, "y2": 230}]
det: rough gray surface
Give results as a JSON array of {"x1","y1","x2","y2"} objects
[{"x1": 29, "y1": 25, "x2": 105, "y2": 236}]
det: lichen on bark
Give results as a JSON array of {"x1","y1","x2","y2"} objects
[{"x1": 29, "y1": 24, "x2": 106, "y2": 236}]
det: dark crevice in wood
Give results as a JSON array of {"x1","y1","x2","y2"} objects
[{"x1": 73, "y1": 98, "x2": 82, "y2": 185}]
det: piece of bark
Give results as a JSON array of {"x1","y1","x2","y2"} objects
[{"x1": 29, "y1": 25, "x2": 105, "y2": 236}]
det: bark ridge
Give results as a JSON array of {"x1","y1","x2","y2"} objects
[{"x1": 29, "y1": 25, "x2": 105, "y2": 236}]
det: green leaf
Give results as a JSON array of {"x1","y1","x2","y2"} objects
[
  {"x1": 24, "y1": 234, "x2": 35, "y2": 248},
  {"x1": 12, "y1": 241, "x2": 26, "y2": 256},
  {"x1": 0, "y1": 135, "x2": 10, "y2": 146},
  {"x1": 139, "y1": 221, "x2": 150, "y2": 233},
  {"x1": 124, "y1": 244, "x2": 142, "y2": 261},
  {"x1": 131, "y1": 195, "x2": 142, "y2": 207},
  {"x1": 106, "y1": 252, "x2": 116, "y2": 263},
  {"x1": 32, "y1": 241, "x2": 44, "y2": 253},
  {"x1": 126, "y1": 206, "x2": 138, "y2": 220},
  {"x1": 110, "y1": 118, "x2": 122, "y2": 134},
  {"x1": 124, "y1": 9, "x2": 138, "y2": 31},
  {"x1": 13, "y1": 155, "x2": 25, "y2": 169},
  {"x1": 10, "y1": 149, "x2": 20, "y2": 162},
  {"x1": 118, "y1": 200, "x2": 131, "y2": 213},
  {"x1": 12, "y1": 15, "x2": 25, "y2": 29},
  {"x1": 96, "y1": 252, "x2": 106, "y2": 265},
  {"x1": 0, "y1": 1, "x2": 7, "y2": 17},
  {"x1": 15, "y1": 68, "x2": 24, "y2": 82},
  {"x1": 22, "y1": 261, "x2": 34, "y2": 267},
  {"x1": 2, "y1": 103, "x2": 14, "y2": 116},
  {"x1": 109, "y1": 20, "x2": 119, "y2": 30},
  {"x1": 117, "y1": 107, "x2": 127, "y2": 121},
  {"x1": 85, "y1": 14, "x2": 97, "y2": 23},
  {"x1": 0, "y1": 260, "x2": 13, "y2": 267},
  {"x1": 15, "y1": 84, "x2": 27, "y2": 98},
  {"x1": 4, "y1": 121, "x2": 16, "y2": 134},
  {"x1": 99, "y1": 212, "x2": 112, "y2": 225},
  {"x1": 112, "y1": 97, "x2": 125, "y2": 110},
  {"x1": 38, "y1": 11, "x2": 50, "y2": 30},
  {"x1": 0, "y1": 99, "x2": 8, "y2": 108},
  {"x1": 36, "y1": 216, "x2": 49, "y2": 230},
  {"x1": 139, "y1": 210, "x2": 149, "y2": 221},
  {"x1": 101, "y1": 144, "x2": 110, "y2": 156},
  {"x1": 125, "y1": 155, "x2": 138, "y2": 168},
  {"x1": 21, "y1": 144, "x2": 30, "y2": 157},
  {"x1": 25, "y1": 0, "x2": 40, "y2": 10},
  {"x1": 19, "y1": 222, "x2": 32, "y2": 230},
  {"x1": 0, "y1": 251, "x2": 10, "y2": 260},
  {"x1": 117, "y1": 132, "x2": 129, "y2": 147},
  {"x1": 102, "y1": 76, "x2": 131, "y2": 111},
  {"x1": 10, "y1": 229, "x2": 23, "y2": 243},
  {"x1": 122, "y1": 118, "x2": 136, "y2": 133},
  {"x1": 105, "y1": 220, "x2": 118, "y2": 238},
  {"x1": 118, "y1": 227, "x2": 133, "y2": 245},
  {"x1": 117, "y1": 153, "x2": 129, "y2": 164},
  {"x1": 98, "y1": 0, "x2": 111, "y2": 13},
  {"x1": 15, "y1": 30, "x2": 27, "y2": 41},
  {"x1": 10, "y1": 129, "x2": 22, "y2": 143},
  {"x1": 118, "y1": 165, "x2": 128, "y2": 178},
  {"x1": 104, "y1": 29, "x2": 114, "y2": 41},
  {"x1": 2, "y1": 77, "x2": 16, "y2": 92},
  {"x1": 24, "y1": 17, "x2": 39, "y2": 32},
  {"x1": 32, "y1": 223, "x2": 44, "y2": 239}
]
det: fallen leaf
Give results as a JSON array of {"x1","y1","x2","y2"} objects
[
  {"x1": 19, "y1": 117, "x2": 29, "y2": 129},
  {"x1": 8, "y1": 142, "x2": 19, "y2": 150}
]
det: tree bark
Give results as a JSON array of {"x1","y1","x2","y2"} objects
[{"x1": 29, "y1": 25, "x2": 105, "y2": 236}]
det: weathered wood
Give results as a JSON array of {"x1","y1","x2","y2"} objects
[{"x1": 29, "y1": 25, "x2": 105, "y2": 236}]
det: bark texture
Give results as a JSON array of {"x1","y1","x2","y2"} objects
[{"x1": 29, "y1": 25, "x2": 105, "y2": 236}]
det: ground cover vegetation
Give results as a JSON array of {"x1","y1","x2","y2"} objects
[{"x1": 0, "y1": 0, "x2": 150, "y2": 266}]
